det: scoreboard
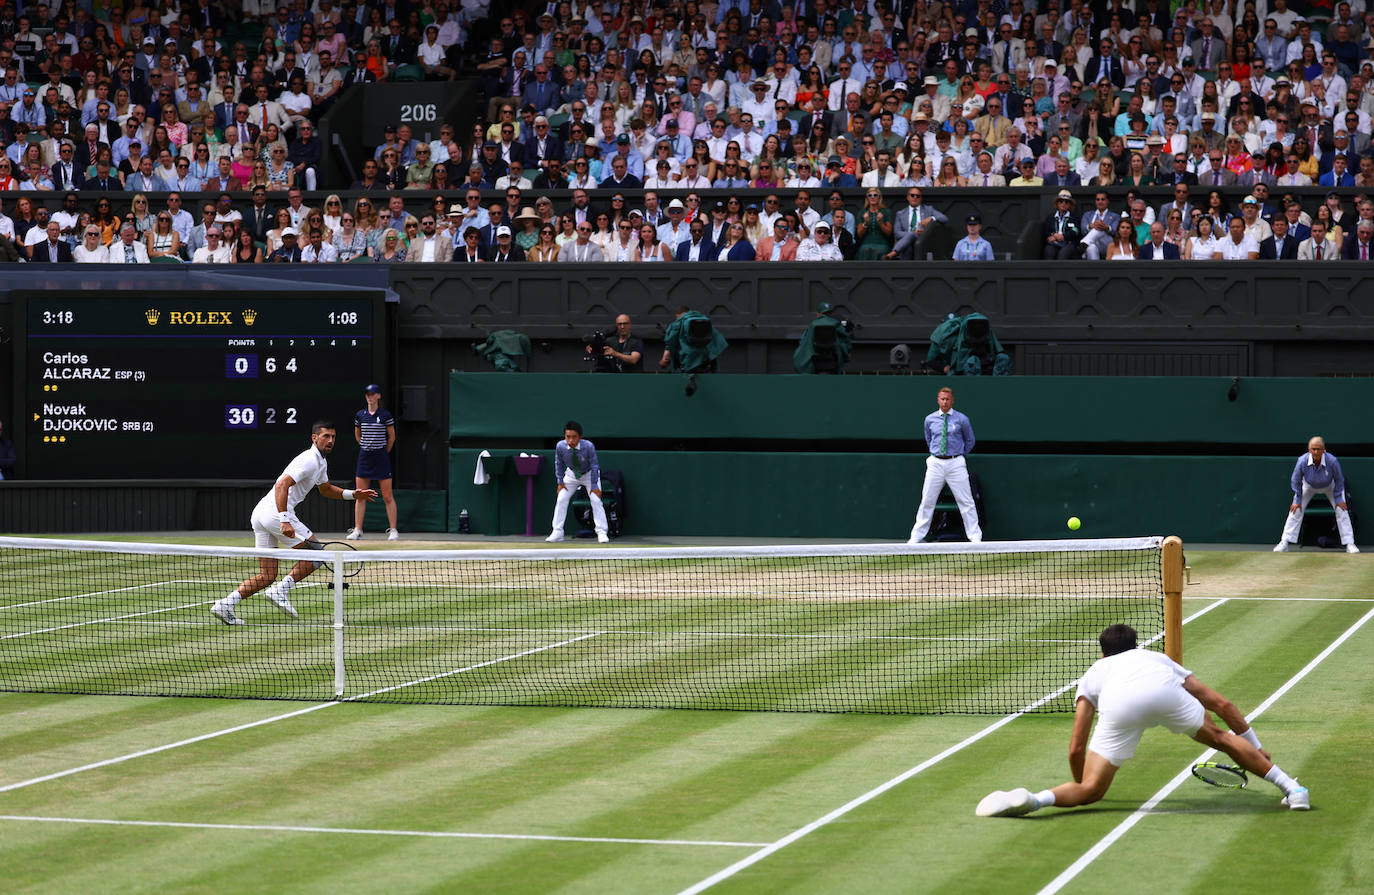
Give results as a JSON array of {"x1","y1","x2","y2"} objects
[{"x1": 12, "y1": 291, "x2": 387, "y2": 480}]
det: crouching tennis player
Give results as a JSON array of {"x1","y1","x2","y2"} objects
[
  {"x1": 977, "y1": 624, "x2": 1309, "y2": 816},
  {"x1": 211, "y1": 421, "x2": 376, "y2": 625}
]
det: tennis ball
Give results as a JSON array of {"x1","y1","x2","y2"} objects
[{"x1": 1067, "y1": 517, "x2": 1082, "y2": 531}]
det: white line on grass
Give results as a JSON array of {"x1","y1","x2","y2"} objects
[
  {"x1": 0, "y1": 633, "x2": 601, "y2": 795},
  {"x1": 675, "y1": 599, "x2": 1230, "y2": 895},
  {"x1": 0, "y1": 815, "x2": 766, "y2": 848},
  {"x1": 1036, "y1": 602, "x2": 1374, "y2": 895},
  {"x1": 0, "y1": 580, "x2": 225, "y2": 611},
  {"x1": 1184, "y1": 595, "x2": 1374, "y2": 603},
  {"x1": 1, "y1": 600, "x2": 218, "y2": 641}
]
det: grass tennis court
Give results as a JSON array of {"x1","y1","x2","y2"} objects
[{"x1": 3, "y1": 544, "x2": 1374, "y2": 893}]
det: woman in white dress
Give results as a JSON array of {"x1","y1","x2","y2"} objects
[
  {"x1": 1186, "y1": 215, "x2": 1221, "y2": 260},
  {"x1": 73, "y1": 226, "x2": 108, "y2": 262},
  {"x1": 1105, "y1": 219, "x2": 1138, "y2": 260}
]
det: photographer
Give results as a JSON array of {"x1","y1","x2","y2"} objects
[{"x1": 586, "y1": 314, "x2": 644, "y2": 373}]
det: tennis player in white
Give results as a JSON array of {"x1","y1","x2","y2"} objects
[
  {"x1": 977, "y1": 624, "x2": 1310, "y2": 816},
  {"x1": 211, "y1": 421, "x2": 376, "y2": 625}
]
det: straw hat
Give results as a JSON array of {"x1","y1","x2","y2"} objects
[{"x1": 513, "y1": 206, "x2": 541, "y2": 225}]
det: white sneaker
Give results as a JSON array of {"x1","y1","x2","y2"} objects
[
  {"x1": 1273, "y1": 542, "x2": 1289, "y2": 552},
  {"x1": 345, "y1": 528, "x2": 363, "y2": 541},
  {"x1": 596, "y1": 532, "x2": 610, "y2": 543},
  {"x1": 387, "y1": 528, "x2": 399, "y2": 541},
  {"x1": 210, "y1": 602, "x2": 245, "y2": 626},
  {"x1": 975, "y1": 788, "x2": 1037, "y2": 818},
  {"x1": 263, "y1": 585, "x2": 299, "y2": 619},
  {"x1": 1347, "y1": 544, "x2": 1360, "y2": 554},
  {"x1": 545, "y1": 532, "x2": 564, "y2": 542},
  {"x1": 1281, "y1": 786, "x2": 1311, "y2": 810}
]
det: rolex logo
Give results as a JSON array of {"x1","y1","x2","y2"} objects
[
  {"x1": 145, "y1": 309, "x2": 160, "y2": 325},
  {"x1": 242, "y1": 309, "x2": 257, "y2": 325}
]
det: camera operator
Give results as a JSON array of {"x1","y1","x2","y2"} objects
[{"x1": 586, "y1": 314, "x2": 644, "y2": 373}]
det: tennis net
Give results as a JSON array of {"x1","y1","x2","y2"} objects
[{"x1": 0, "y1": 536, "x2": 1180, "y2": 714}]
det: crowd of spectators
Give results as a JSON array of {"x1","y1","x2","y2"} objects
[{"x1": 1, "y1": 0, "x2": 1374, "y2": 262}]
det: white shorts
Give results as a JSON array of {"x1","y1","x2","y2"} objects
[
  {"x1": 1088, "y1": 686, "x2": 1206, "y2": 765},
  {"x1": 250, "y1": 508, "x2": 313, "y2": 549}
]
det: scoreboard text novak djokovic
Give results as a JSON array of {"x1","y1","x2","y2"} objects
[{"x1": 15, "y1": 291, "x2": 385, "y2": 479}]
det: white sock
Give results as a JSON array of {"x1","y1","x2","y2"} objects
[
  {"x1": 1033, "y1": 789, "x2": 1056, "y2": 809},
  {"x1": 1240, "y1": 727, "x2": 1262, "y2": 751},
  {"x1": 222, "y1": 589, "x2": 242, "y2": 608},
  {"x1": 1265, "y1": 765, "x2": 1298, "y2": 794}
]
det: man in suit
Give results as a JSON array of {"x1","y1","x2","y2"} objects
[
  {"x1": 404, "y1": 215, "x2": 455, "y2": 263},
  {"x1": 105, "y1": 222, "x2": 151, "y2": 263},
  {"x1": 249, "y1": 84, "x2": 290, "y2": 134},
  {"x1": 50, "y1": 142, "x2": 83, "y2": 189},
  {"x1": 244, "y1": 186, "x2": 274, "y2": 243},
  {"x1": 1043, "y1": 157, "x2": 1081, "y2": 187},
  {"x1": 754, "y1": 218, "x2": 799, "y2": 260},
  {"x1": 522, "y1": 116, "x2": 564, "y2": 171},
  {"x1": 177, "y1": 83, "x2": 210, "y2": 126},
  {"x1": 992, "y1": 25, "x2": 1026, "y2": 76},
  {"x1": 1079, "y1": 191, "x2": 1120, "y2": 260},
  {"x1": 973, "y1": 98, "x2": 1012, "y2": 147},
  {"x1": 1043, "y1": 191, "x2": 1084, "y2": 260},
  {"x1": 1138, "y1": 222, "x2": 1182, "y2": 259},
  {"x1": 1200, "y1": 147, "x2": 1237, "y2": 186},
  {"x1": 675, "y1": 217, "x2": 716, "y2": 261},
  {"x1": 1084, "y1": 39, "x2": 1125, "y2": 89},
  {"x1": 1341, "y1": 220, "x2": 1374, "y2": 260},
  {"x1": 887, "y1": 187, "x2": 949, "y2": 260},
  {"x1": 31, "y1": 221, "x2": 74, "y2": 262},
  {"x1": 381, "y1": 19, "x2": 414, "y2": 69},
  {"x1": 1319, "y1": 154, "x2": 1356, "y2": 188},
  {"x1": 213, "y1": 87, "x2": 238, "y2": 132},
  {"x1": 1189, "y1": 19, "x2": 1227, "y2": 71},
  {"x1": 81, "y1": 158, "x2": 121, "y2": 192},
  {"x1": 1258, "y1": 217, "x2": 1299, "y2": 259},
  {"x1": 520, "y1": 64, "x2": 560, "y2": 114},
  {"x1": 1162, "y1": 153, "x2": 1199, "y2": 187},
  {"x1": 1297, "y1": 220, "x2": 1338, "y2": 261},
  {"x1": 969, "y1": 150, "x2": 1006, "y2": 187}
]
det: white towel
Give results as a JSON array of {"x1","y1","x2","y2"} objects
[{"x1": 473, "y1": 450, "x2": 492, "y2": 485}]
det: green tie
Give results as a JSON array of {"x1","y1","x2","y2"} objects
[
  {"x1": 570, "y1": 445, "x2": 581, "y2": 476},
  {"x1": 940, "y1": 414, "x2": 948, "y2": 454},
  {"x1": 911, "y1": 208, "x2": 918, "y2": 230}
]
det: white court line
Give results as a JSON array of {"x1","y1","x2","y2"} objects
[
  {"x1": 0, "y1": 580, "x2": 228, "y2": 611},
  {"x1": 1, "y1": 600, "x2": 217, "y2": 641},
  {"x1": 0, "y1": 815, "x2": 765, "y2": 848},
  {"x1": 675, "y1": 599, "x2": 1230, "y2": 895},
  {"x1": 0, "y1": 633, "x2": 601, "y2": 795},
  {"x1": 1037, "y1": 602, "x2": 1374, "y2": 895},
  {"x1": 1184, "y1": 595, "x2": 1374, "y2": 603}
]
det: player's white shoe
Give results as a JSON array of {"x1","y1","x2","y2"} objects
[
  {"x1": 263, "y1": 585, "x2": 299, "y2": 619},
  {"x1": 387, "y1": 528, "x2": 399, "y2": 541},
  {"x1": 545, "y1": 532, "x2": 564, "y2": 542},
  {"x1": 1273, "y1": 542, "x2": 1289, "y2": 552},
  {"x1": 1281, "y1": 786, "x2": 1311, "y2": 810},
  {"x1": 596, "y1": 532, "x2": 610, "y2": 543},
  {"x1": 1347, "y1": 544, "x2": 1360, "y2": 554},
  {"x1": 345, "y1": 528, "x2": 363, "y2": 540},
  {"x1": 976, "y1": 788, "x2": 1038, "y2": 818},
  {"x1": 210, "y1": 602, "x2": 245, "y2": 626}
]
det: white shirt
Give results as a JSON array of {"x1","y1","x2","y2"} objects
[
  {"x1": 192, "y1": 244, "x2": 233, "y2": 263},
  {"x1": 1217, "y1": 234, "x2": 1259, "y2": 259},
  {"x1": 254, "y1": 445, "x2": 330, "y2": 520},
  {"x1": 1076, "y1": 649, "x2": 1193, "y2": 714},
  {"x1": 73, "y1": 243, "x2": 108, "y2": 263},
  {"x1": 301, "y1": 241, "x2": 339, "y2": 262},
  {"x1": 418, "y1": 234, "x2": 439, "y2": 262}
]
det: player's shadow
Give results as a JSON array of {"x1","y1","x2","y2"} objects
[{"x1": 1014, "y1": 794, "x2": 1287, "y2": 818}]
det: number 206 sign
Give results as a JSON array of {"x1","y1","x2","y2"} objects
[{"x1": 361, "y1": 82, "x2": 476, "y2": 145}]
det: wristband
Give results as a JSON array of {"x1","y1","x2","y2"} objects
[
  {"x1": 279, "y1": 512, "x2": 289, "y2": 523},
  {"x1": 342, "y1": 489, "x2": 355, "y2": 500}
]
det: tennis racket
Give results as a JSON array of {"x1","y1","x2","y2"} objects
[
  {"x1": 1191, "y1": 761, "x2": 1247, "y2": 789},
  {"x1": 317, "y1": 541, "x2": 363, "y2": 580}
]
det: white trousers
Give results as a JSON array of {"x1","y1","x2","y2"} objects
[
  {"x1": 551, "y1": 471, "x2": 608, "y2": 536},
  {"x1": 1281, "y1": 481, "x2": 1355, "y2": 546},
  {"x1": 1081, "y1": 228, "x2": 1112, "y2": 260},
  {"x1": 909, "y1": 455, "x2": 983, "y2": 543}
]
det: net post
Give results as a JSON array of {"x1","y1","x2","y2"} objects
[
  {"x1": 333, "y1": 554, "x2": 345, "y2": 698},
  {"x1": 1162, "y1": 535, "x2": 1184, "y2": 663}
]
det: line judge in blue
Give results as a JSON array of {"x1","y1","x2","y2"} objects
[
  {"x1": 908, "y1": 386, "x2": 983, "y2": 543},
  {"x1": 951, "y1": 213, "x2": 995, "y2": 261},
  {"x1": 347, "y1": 384, "x2": 399, "y2": 540},
  {"x1": 547, "y1": 420, "x2": 609, "y2": 543},
  {"x1": 1275, "y1": 435, "x2": 1358, "y2": 554}
]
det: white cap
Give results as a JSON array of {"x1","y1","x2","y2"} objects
[
  {"x1": 667, "y1": 198, "x2": 685, "y2": 210},
  {"x1": 495, "y1": 224, "x2": 512, "y2": 236},
  {"x1": 281, "y1": 227, "x2": 298, "y2": 237}
]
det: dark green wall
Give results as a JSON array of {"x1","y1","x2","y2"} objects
[
  {"x1": 450, "y1": 373, "x2": 1374, "y2": 447},
  {"x1": 447, "y1": 374, "x2": 1372, "y2": 543},
  {"x1": 449, "y1": 449, "x2": 1369, "y2": 544}
]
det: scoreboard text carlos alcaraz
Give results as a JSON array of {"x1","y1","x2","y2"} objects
[{"x1": 16, "y1": 291, "x2": 385, "y2": 479}]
